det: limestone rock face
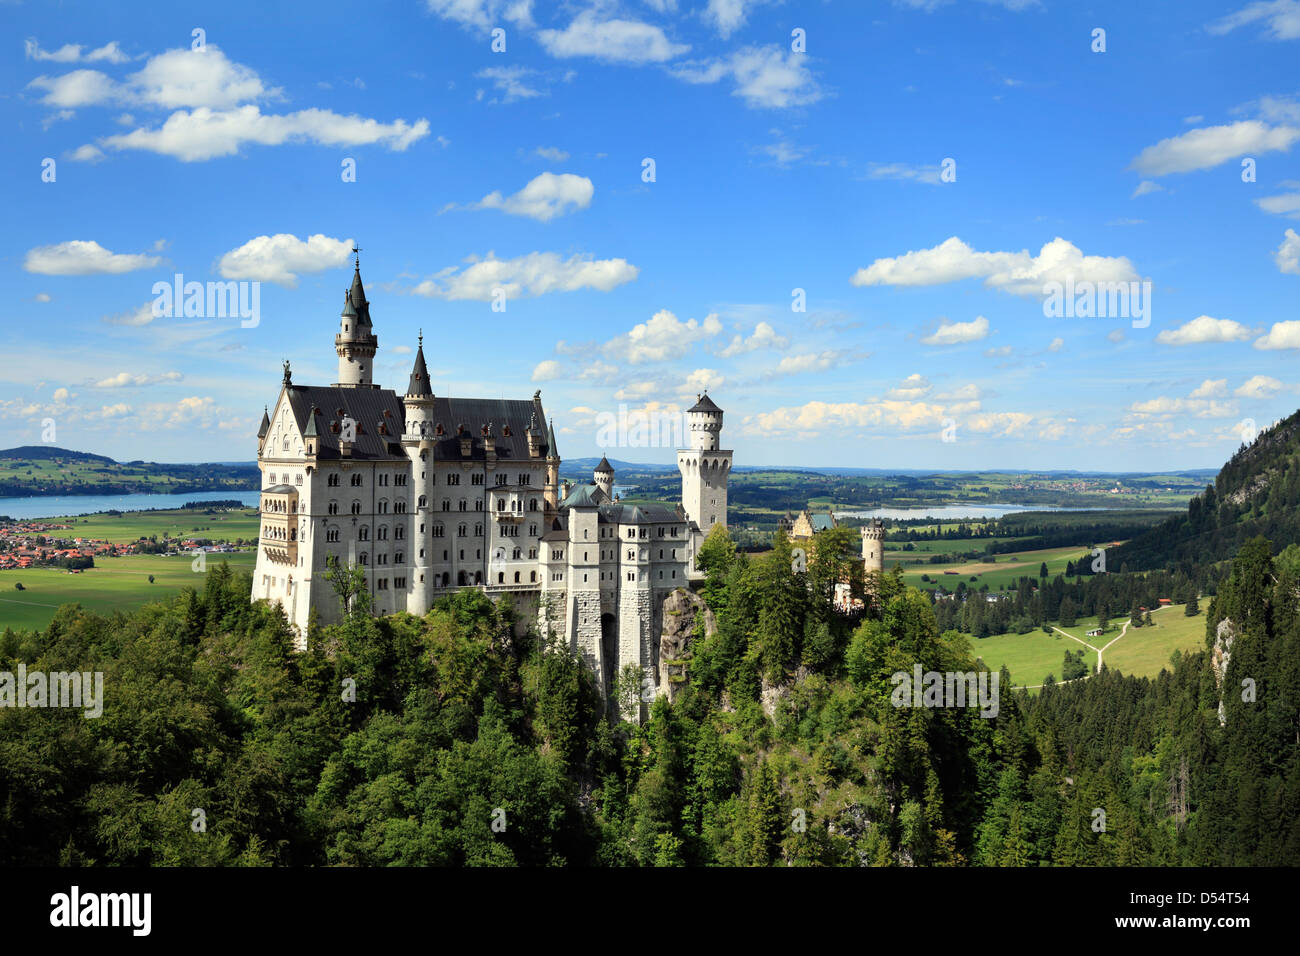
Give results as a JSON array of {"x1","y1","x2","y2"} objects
[
  {"x1": 658, "y1": 588, "x2": 716, "y2": 703},
  {"x1": 1212, "y1": 617, "x2": 1236, "y2": 727}
]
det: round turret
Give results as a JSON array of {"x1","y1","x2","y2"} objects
[
  {"x1": 687, "y1": 391, "x2": 724, "y2": 451},
  {"x1": 594, "y1": 455, "x2": 614, "y2": 498}
]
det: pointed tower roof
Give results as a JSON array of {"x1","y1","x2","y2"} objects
[
  {"x1": 304, "y1": 405, "x2": 319, "y2": 437},
  {"x1": 595, "y1": 455, "x2": 614, "y2": 474},
  {"x1": 547, "y1": 418, "x2": 559, "y2": 458},
  {"x1": 688, "y1": 391, "x2": 722, "y2": 414},
  {"x1": 343, "y1": 247, "x2": 372, "y2": 327},
  {"x1": 407, "y1": 335, "x2": 432, "y2": 397},
  {"x1": 257, "y1": 407, "x2": 270, "y2": 438}
]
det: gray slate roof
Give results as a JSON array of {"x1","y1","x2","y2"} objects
[
  {"x1": 688, "y1": 392, "x2": 722, "y2": 414},
  {"x1": 282, "y1": 385, "x2": 549, "y2": 463}
]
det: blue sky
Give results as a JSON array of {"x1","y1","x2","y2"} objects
[{"x1": 5, "y1": 0, "x2": 1299, "y2": 470}]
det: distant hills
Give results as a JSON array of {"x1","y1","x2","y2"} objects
[
  {"x1": 0, "y1": 447, "x2": 259, "y2": 498},
  {"x1": 1110, "y1": 408, "x2": 1300, "y2": 573}
]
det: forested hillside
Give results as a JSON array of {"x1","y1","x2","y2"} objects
[
  {"x1": 1112, "y1": 410, "x2": 1300, "y2": 574},
  {"x1": 2, "y1": 524, "x2": 1296, "y2": 866}
]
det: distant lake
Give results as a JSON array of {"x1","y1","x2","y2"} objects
[
  {"x1": 838, "y1": 504, "x2": 1103, "y2": 521},
  {"x1": 0, "y1": 490, "x2": 261, "y2": 521}
]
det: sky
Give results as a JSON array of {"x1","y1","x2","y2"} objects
[{"x1": 4, "y1": 0, "x2": 1299, "y2": 471}]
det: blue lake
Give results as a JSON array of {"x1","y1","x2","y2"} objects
[{"x1": 0, "y1": 490, "x2": 261, "y2": 521}]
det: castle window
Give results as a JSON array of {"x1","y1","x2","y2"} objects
[
  {"x1": 328, "y1": 502, "x2": 338, "y2": 515},
  {"x1": 418, "y1": 495, "x2": 427, "y2": 508},
  {"x1": 442, "y1": 500, "x2": 450, "y2": 511},
  {"x1": 472, "y1": 474, "x2": 484, "y2": 485},
  {"x1": 351, "y1": 501, "x2": 361, "y2": 515},
  {"x1": 359, "y1": 526, "x2": 369, "y2": 541},
  {"x1": 459, "y1": 500, "x2": 467, "y2": 512},
  {"x1": 359, "y1": 553, "x2": 368, "y2": 565},
  {"x1": 458, "y1": 524, "x2": 467, "y2": 537},
  {"x1": 529, "y1": 498, "x2": 538, "y2": 511},
  {"x1": 351, "y1": 474, "x2": 362, "y2": 487},
  {"x1": 395, "y1": 525, "x2": 405, "y2": 540},
  {"x1": 475, "y1": 523, "x2": 483, "y2": 536},
  {"x1": 328, "y1": 474, "x2": 339, "y2": 486},
  {"x1": 378, "y1": 526, "x2": 388, "y2": 541},
  {"x1": 514, "y1": 572, "x2": 520, "y2": 583},
  {"x1": 530, "y1": 571, "x2": 536, "y2": 583},
  {"x1": 447, "y1": 474, "x2": 460, "y2": 486},
  {"x1": 395, "y1": 552, "x2": 404, "y2": 564},
  {"x1": 296, "y1": 474, "x2": 303, "y2": 486}
]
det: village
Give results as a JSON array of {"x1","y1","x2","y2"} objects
[{"x1": 0, "y1": 518, "x2": 244, "y2": 571}]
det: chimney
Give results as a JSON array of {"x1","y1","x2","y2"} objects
[{"x1": 483, "y1": 423, "x2": 496, "y2": 461}]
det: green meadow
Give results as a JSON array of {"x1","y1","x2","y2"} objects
[
  {"x1": 0, "y1": 552, "x2": 256, "y2": 632},
  {"x1": 966, "y1": 604, "x2": 1207, "y2": 689},
  {"x1": 17, "y1": 507, "x2": 260, "y2": 544}
]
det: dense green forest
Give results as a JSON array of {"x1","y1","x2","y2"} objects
[{"x1": 2, "y1": 523, "x2": 1295, "y2": 866}]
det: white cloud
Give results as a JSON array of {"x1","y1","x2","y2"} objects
[
  {"x1": 1130, "y1": 120, "x2": 1300, "y2": 176},
  {"x1": 532, "y1": 359, "x2": 564, "y2": 382},
  {"x1": 216, "y1": 234, "x2": 353, "y2": 286},
  {"x1": 1274, "y1": 227, "x2": 1300, "y2": 273},
  {"x1": 472, "y1": 172, "x2": 593, "y2": 221},
  {"x1": 866, "y1": 162, "x2": 942, "y2": 185},
  {"x1": 34, "y1": 293, "x2": 52, "y2": 303},
  {"x1": 1254, "y1": 319, "x2": 1300, "y2": 349},
  {"x1": 25, "y1": 38, "x2": 132, "y2": 64},
  {"x1": 716, "y1": 320, "x2": 789, "y2": 357},
  {"x1": 28, "y1": 69, "x2": 119, "y2": 108},
  {"x1": 1236, "y1": 374, "x2": 1285, "y2": 398},
  {"x1": 887, "y1": 374, "x2": 931, "y2": 400},
  {"x1": 1047, "y1": 337, "x2": 1064, "y2": 352},
  {"x1": 425, "y1": 0, "x2": 534, "y2": 32},
  {"x1": 851, "y1": 236, "x2": 1138, "y2": 296},
  {"x1": 1132, "y1": 180, "x2": 1164, "y2": 197},
  {"x1": 24, "y1": 240, "x2": 161, "y2": 275},
  {"x1": 28, "y1": 46, "x2": 273, "y2": 110},
  {"x1": 535, "y1": 146, "x2": 569, "y2": 161},
  {"x1": 414, "y1": 251, "x2": 638, "y2": 301},
  {"x1": 984, "y1": 345, "x2": 1013, "y2": 357},
  {"x1": 921, "y1": 315, "x2": 990, "y2": 346},
  {"x1": 672, "y1": 45, "x2": 822, "y2": 109},
  {"x1": 103, "y1": 303, "x2": 156, "y2": 327},
  {"x1": 704, "y1": 0, "x2": 760, "y2": 38},
  {"x1": 1257, "y1": 191, "x2": 1300, "y2": 218},
  {"x1": 52, "y1": 387, "x2": 70, "y2": 402},
  {"x1": 538, "y1": 12, "x2": 689, "y2": 64},
  {"x1": 87, "y1": 105, "x2": 429, "y2": 162},
  {"x1": 766, "y1": 349, "x2": 865, "y2": 378},
  {"x1": 1190, "y1": 379, "x2": 1228, "y2": 398},
  {"x1": 1155, "y1": 315, "x2": 1253, "y2": 345},
  {"x1": 1208, "y1": 1, "x2": 1300, "y2": 40},
  {"x1": 601, "y1": 310, "x2": 723, "y2": 364},
  {"x1": 93, "y1": 371, "x2": 183, "y2": 388},
  {"x1": 476, "y1": 66, "x2": 545, "y2": 102}
]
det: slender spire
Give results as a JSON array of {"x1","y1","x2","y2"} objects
[
  {"x1": 547, "y1": 417, "x2": 558, "y2": 458},
  {"x1": 406, "y1": 340, "x2": 432, "y2": 397},
  {"x1": 258, "y1": 406, "x2": 270, "y2": 438}
]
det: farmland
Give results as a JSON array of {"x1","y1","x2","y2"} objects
[{"x1": 0, "y1": 552, "x2": 257, "y2": 633}]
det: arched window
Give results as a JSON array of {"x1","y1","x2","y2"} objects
[{"x1": 359, "y1": 525, "x2": 369, "y2": 541}]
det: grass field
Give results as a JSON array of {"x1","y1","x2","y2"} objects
[
  {"x1": 17, "y1": 507, "x2": 260, "y2": 544},
  {"x1": 967, "y1": 604, "x2": 1207, "y2": 688},
  {"x1": 1105, "y1": 606, "x2": 1208, "y2": 676},
  {"x1": 0, "y1": 552, "x2": 256, "y2": 632},
  {"x1": 967, "y1": 629, "x2": 1099, "y2": 689}
]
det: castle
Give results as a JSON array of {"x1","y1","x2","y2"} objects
[{"x1": 250, "y1": 256, "x2": 734, "y2": 708}]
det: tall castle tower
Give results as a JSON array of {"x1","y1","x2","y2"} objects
[
  {"x1": 677, "y1": 392, "x2": 732, "y2": 532},
  {"x1": 334, "y1": 250, "x2": 378, "y2": 388},
  {"x1": 862, "y1": 518, "x2": 885, "y2": 576}
]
